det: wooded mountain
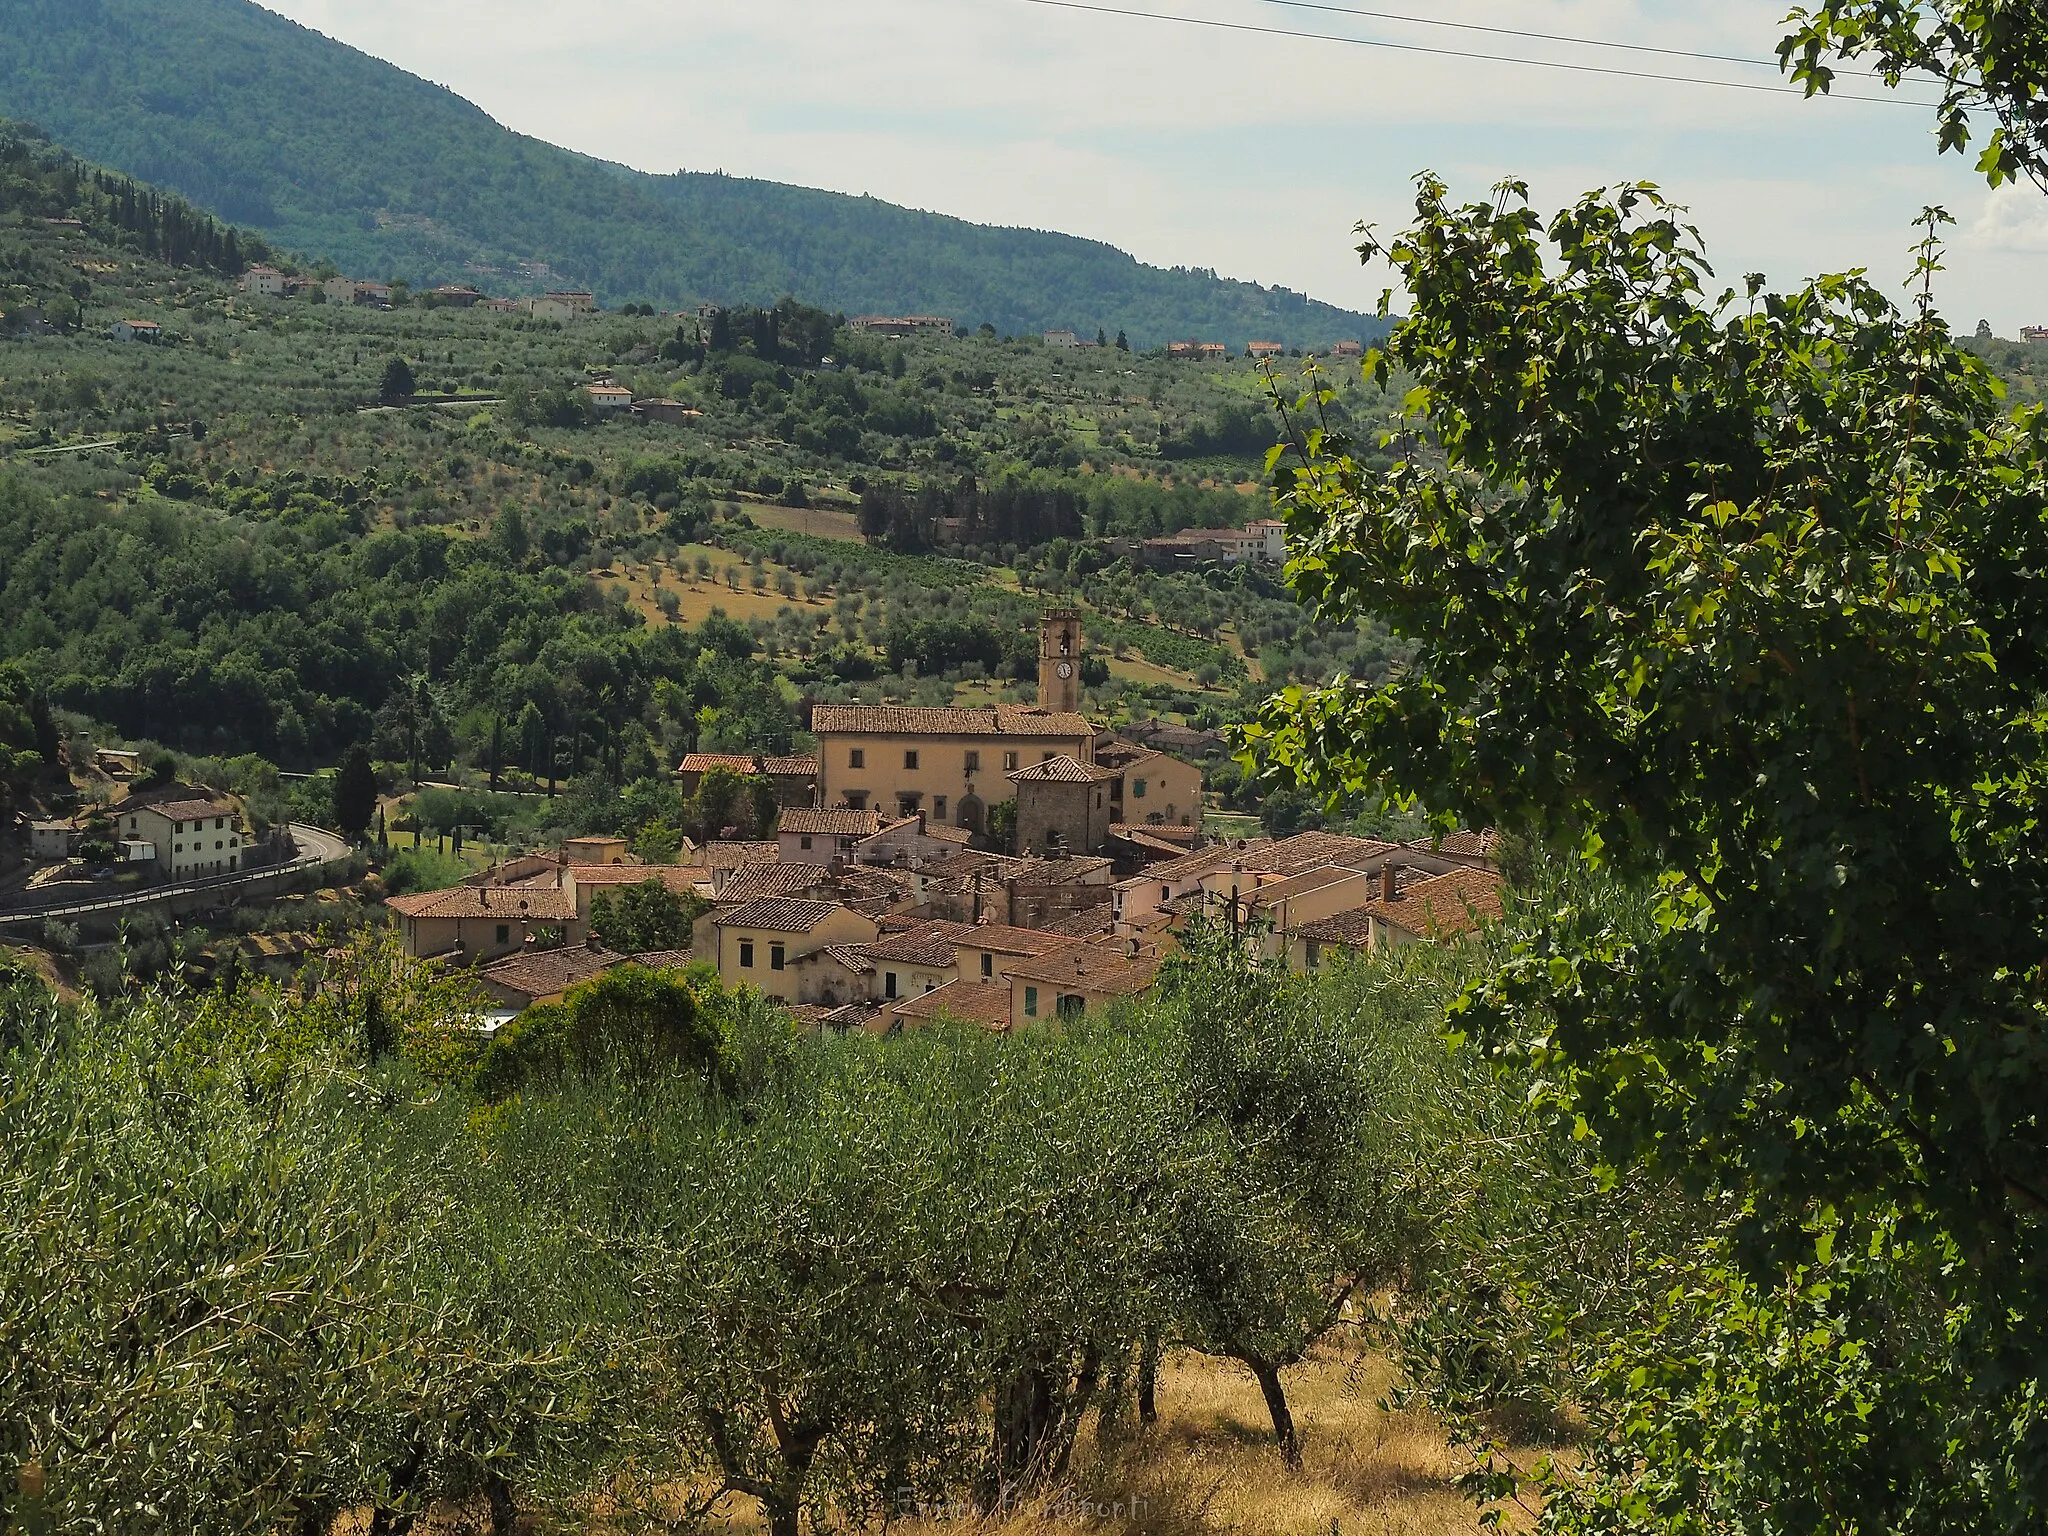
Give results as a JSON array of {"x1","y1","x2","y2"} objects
[{"x1": 0, "y1": 0, "x2": 1384, "y2": 347}]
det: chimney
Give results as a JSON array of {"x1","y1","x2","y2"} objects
[
  {"x1": 587, "y1": 931, "x2": 602, "y2": 952},
  {"x1": 1381, "y1": 863, "x2": 1399, "y2": 903},
  {"x1": 917, "y1": 809, "x2": 927, "y2": 835},
  {"x1": 1125, "y1": 937, "x2": 1139, "y2": 958}
]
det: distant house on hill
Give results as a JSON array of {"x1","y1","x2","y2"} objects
[
  {"x1": 849, "y1": 315, "x2": 954, "y2": 339},
  {"x1": 585, "y1": 382, "x2": 634, "y2": 414},
  {"x1": 1331, "y1": 339, "x2": 1364, "y2": 357},
  {"x1": 108, "y1": 319, "x2": 161, "y2": 343},
  {"x1": 634, "y1": 397, "x2": 699, "y2": 425},
  {"x1": 1043, "y1": 329, "x2": 1081, "y2": 349},
  {"x1": 1246, "y1": 340, "x2": 1284, "y2": 359},
  {"x1": 544, "y1": 290, "x2": 596, "y2": 314},
  {"x1": 428, "y1": 284, "x2": 483, "y2": 307},
  {"x1": 1166, "y1": 340, "x2": 1227, "y2": 361},
  {"x1": 240, "y1": 265, "x2": 287, "y2": 297}
]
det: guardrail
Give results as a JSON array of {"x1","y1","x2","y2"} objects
[{"x1": 0, "y1": 830, "x2": 355, "y2": 926}]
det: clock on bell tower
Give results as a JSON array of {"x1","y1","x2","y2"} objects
[{"x1": 1038, "y1": 609, "x2": 1084, "y2": 712}]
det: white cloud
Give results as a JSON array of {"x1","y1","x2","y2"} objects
[{"x1": 1968, "y1": 180, "x2": 2048, "y2": 253}]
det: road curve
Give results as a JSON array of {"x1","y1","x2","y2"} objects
[{"x1": 0, "y1": 823, "x2": 357, "y2": 925}]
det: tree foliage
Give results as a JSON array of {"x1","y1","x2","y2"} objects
[
  {"x1": 1244, "y1": 175, "x2": 2048, "y2": 1526},
  {"x1": 1783, "y1": 1, "x2": 2048, "y2": 189}
]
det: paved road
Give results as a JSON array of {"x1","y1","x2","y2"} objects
[{"x1": 0, "y1": 823, "x2": 355, "y2": 925}]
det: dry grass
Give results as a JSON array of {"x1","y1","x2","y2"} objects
[
  {"x1": 328, "y1": 1342, "x2": 1521, "y2": 1535},
  {"x1": 742, "y1": 502, "x2": 866, "y2": 542}
]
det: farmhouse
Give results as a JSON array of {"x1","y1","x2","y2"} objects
[
  {"x1": 386, "y1": 884, "x2": 580, "y2": 961},
  {"x1": 811, "y1": 703, "x2": 1094, "y2": 832},
  {"x1": 711, "y1": 898, "x2": 879, "y2": 1001},
  {"x1": 240, "y1": 265, "x2": 287, "y2": 297},
  {"x1": 585, "y1": 383, "x2": 634, "y2": 414},
  {"x1": 108, "y1": 319, "x2": 161, "y2": 343},
  {"x1": 119, "y1": 796, "x2": 246, "y2": 877}
]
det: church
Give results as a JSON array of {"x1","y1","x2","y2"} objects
[{"x1": 809, "y1": 612, "x2": 1097, "y2": 833}]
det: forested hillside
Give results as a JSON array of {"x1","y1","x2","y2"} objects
[
  {"x1": 0, "y1": 0, "x2": 1383, "y2": 347},
  {"x1": 0, "y1": 127, "x2": 1407, "y2": 820}
]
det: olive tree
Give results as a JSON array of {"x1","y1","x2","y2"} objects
[{"x1": 1244, "y1": 176, "x2": 2048, "y2": 1526}]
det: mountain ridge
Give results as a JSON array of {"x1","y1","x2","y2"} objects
[{"x1": 0, "y1": 0, "x2": 1385, "y2": 347}]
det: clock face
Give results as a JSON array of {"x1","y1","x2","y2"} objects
[{"x1": 1057, "y1": 661, "x2": 1073, "y2": 679}]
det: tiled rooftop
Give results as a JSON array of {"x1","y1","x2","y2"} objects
[
  {"x1": 714, "y1": 897, "x2": 851, "y2": 934},
  {"x1": 811, "y1": 704, "x2": 1095, "y2": 738},
  {"x1": 386, "y1": 885, "x2": 577, "y2": 921}
]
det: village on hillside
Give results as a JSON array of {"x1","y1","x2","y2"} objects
[{"x1": 371, "y1": 612, "x2": 1502, "y2": 1035}]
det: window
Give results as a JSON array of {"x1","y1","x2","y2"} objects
[
  {"x1": 965, "y1": 751, "x2": 980, "y2": 773},
  {"x1": 771, "y1": 943, "x2": 786, "y2": 971},
  {"x1": 1058, "y1": 993, "x2": 1086, "y2": 1019},
  {"x1": 1305, "y1": 941, "x2": 1322, "y2": 970},
  {"x1": 849, "y1": 748, "x2": 865, "y2": 768},
  {"x1": 740, "y1": 940, "x2": 755, "y2": 968},
  {"x1": 845, "y1": 791, "x2": 869, "y2": 810},
  {"x1": 924, "y1": 979, "x2": 936, "y2": 993},
  {"x1": 1003, "y1": 751, "x2": 1018, "y2": 770},
  {"x1": 215, "y1": 818, "x2": 225, "y2": 830},
  {"x1": 496, "y1": 924, "x2": 510, "y2": 945},
  {"x1": 1161, "y1": 885, "x2": 1172, "y2": 903},
  {"x1": 1133, "y1": 779, "x2": 1147, "y2": 799},
  {"x1": 904, "y1": 750, "x2": 919, "y2": 770},
  {"x1": 800, "y1": 835, "x2": 813, "y2": 850},
  {"x1": 886, "y1": 971, "x2": 899, "y2": 999},
  {"x1": 981, "y1": 952, "x2": 993, "y2": 979},
  {"x1": 175, "y1": 844, "x2": 183, "y2": 854},
  {"x1": 1024, "y1": 985, "x2": 1038, "y2": 1018},
  {"x1": 933, "y1": 796, "x2": 948, "y2": 821}
]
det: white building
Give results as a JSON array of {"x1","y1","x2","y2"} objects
[
  {"x1": 240, "y1": 265, "x2": 287, "y2": 297},
  {"x1": 1043, "y1": 329, "x2": 1081, "y2": 349},
  {"x1": 120, "y1": 796, "x2": 247, "y2": 879},
  {"x1": 585, "y1": 383, "x2": 634, "y2": 413},
  {"x1": 1247, "y1": 518, "x2": 1286, "y2": 561},
  {"x1": 108, "y1": 319, "x2": 162, "y2": 343}
]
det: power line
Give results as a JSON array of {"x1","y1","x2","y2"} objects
[
  {"x1": 1260, "y1": 0, "x2": 1810, "y2": 72},
  {"x1": 1005, "y1": 0, "x2": 1931, "y2": 106}
]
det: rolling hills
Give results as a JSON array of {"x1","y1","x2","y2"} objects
[{"x1": 0, "y1": 0, "x2": 1386, "y2": 347}]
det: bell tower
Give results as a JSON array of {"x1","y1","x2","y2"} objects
[{"x1": 1039, "y1": 610, "x2": 1083, "y2": 713}]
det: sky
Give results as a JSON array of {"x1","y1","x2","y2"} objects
[{"x1": 258, "y1": 0, "x2": 2048, "y2": 333}]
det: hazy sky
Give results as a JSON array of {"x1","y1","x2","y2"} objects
[{"x1": 260, "y1": 0, "x2": 2048, "y2": 332}]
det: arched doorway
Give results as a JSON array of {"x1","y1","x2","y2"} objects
[{"x1": 958, "y1": 794, "x2": 985, "y2": 833}]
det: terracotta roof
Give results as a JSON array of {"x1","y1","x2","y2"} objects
[
  {"x1": 810, "y1": 704, "x2": 1094, "y2": 738},
  {"x1": 132, "y1": 797, "x2": 238, "y2": 824},
  {"x1": 780, "y1": 806, "x2": 885, "y2": 837},
  {"x1": 628, "y1": 949, "x2": 698, "y2": 970},
  {"x1": 762, "y1": 755, "x2": 818, "y2": 777},
  {"x1": 1007, "y1": 755, "x2": 1116, "y2": 784},
  {"x1": 684, "y1": 840, "x2": 780, "y2": 871},
  {"x1": 1006, "y1": 855, "x2": 1114, "y2": 886},
  {"x1": 478, "y1": 945, "x2": 623, "y2": 1003},
  {"x1": 1291, "y1": 907, "x2": 1378, "y2": 946},
  {"x1": 678, "y1": 752, "x2": 762, "y2": 776},
  {"x1": 1363, "y1": 867, "x2": 1505, "y2": 941},
  {"x1": 960, "y1": 922, "x2": 1078, "y2": 956},
  {"x1": 1244, "y1": 865, "x2": 1374, "y2": 911},
  {"x1": 1037, "y1": 906, "x2": 1118, "y2": 939},
  {"x1": 1006, "y1": 942, "x2": 1163, "y2": 997},
  {"x1": 1110, "y1": 826, "x2": 1198, "y2": 857},
  {"x1": 714, "y1": 897, "x2": 851, "y2": 934},
  {"x1": 1243, "y1": 832, "x2": 1398, "y2": 878},
  {"x1": 885, "y1": 979, "x2": 1015, "y2": 1031},
  {"x1": 809, "y1": 943, "x2": 874, "y2": 974},
  {"x1": 715, "y1": 862, "x2": 833, "y2": 904},
  {"x1": 870, "y1": 922, "x2": 965, "y2": 968},
  {"x1": 1109, "y1": 820, "x2": 1199, "y2": 844},
  {"x1": 387, "y1": 885, "x2": 577, "y2": 921},
  {"x1": 1403, "y1": 830, "x2": 1500, "y2": 862}
]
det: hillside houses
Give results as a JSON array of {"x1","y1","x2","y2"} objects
[{"x1": 382, "y1": 614, "x2": 1502, "y2": 1034}]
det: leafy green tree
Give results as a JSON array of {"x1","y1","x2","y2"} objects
[
  {"x1": 333, "y1": 744, "x2": 377, "y2": 841},
  {"x1": 1246, "y1": 177, "x2": 2048, "y2": 1526},
  {"x1": 475, "y1": 964, "x2": 728, "y2": 1100},
  {"x1": 588, "y1": 878, "x2": 706, "y2": 955},
  {"x1": 379, "y1": 356, "x2": 415, "y2": 404},
  {"x1": 1783, "y1": 2, "x2": 2048, "y2": 189}
]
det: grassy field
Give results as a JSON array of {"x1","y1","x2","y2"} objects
[
  {"x1": 355, "y1": 1340, "x2": 1531, "y2": 1534},
  {"x1": 743, "y1": 502, "x2": 866, "y2": 542}
]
